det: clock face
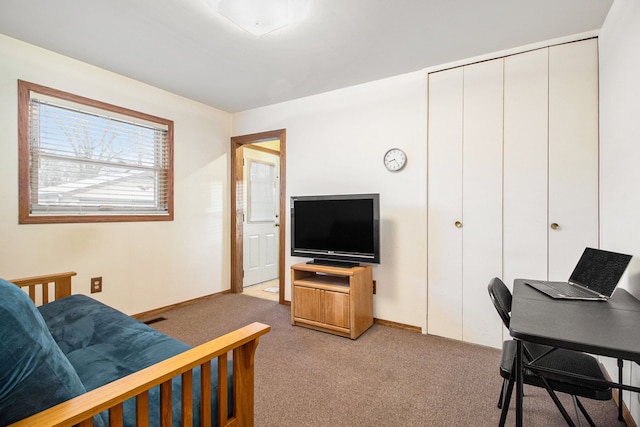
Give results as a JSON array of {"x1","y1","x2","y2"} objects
[{"x1": 384, "y1": 148, "x2": 407, "y2": 171}]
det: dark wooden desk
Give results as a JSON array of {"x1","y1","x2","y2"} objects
[{"x1": 509, "y1": 279, "x2": 640, "y2": 426}]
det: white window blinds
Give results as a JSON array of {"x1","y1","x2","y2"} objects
[{"x1": 23, "y1": 87, "x2": 172, "y2": 219}]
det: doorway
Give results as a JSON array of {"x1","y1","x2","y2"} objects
[{"x1": 231, "y1": 129, "x2": 286, "y2": 304}]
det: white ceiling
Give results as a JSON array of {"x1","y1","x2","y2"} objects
[{"x1": 0, "y1": 0, "x2": 614, "y2": 113}]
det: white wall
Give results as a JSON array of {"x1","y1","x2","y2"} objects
[
  {"x1": 232, "y1": 73, "x2": 429, "y2": 329},
  {"x1": 598, "y1": 0, "x2": 640, "y2": 420},
  {"x1": 0, "y1": 34, "x2": 233, "y2": 315}
]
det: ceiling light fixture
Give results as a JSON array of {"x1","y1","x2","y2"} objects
[{"x1": 213, "y1": 0, "x2": 310, "y2": 37}]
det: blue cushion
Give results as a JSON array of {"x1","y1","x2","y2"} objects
[
  {"x1": 39, "y1": 295, "x2": 192, "y2": 387},
  {"x1": 39, "y1": 295, "x2": 231, "y2": 426},
  {"x1": 0, "y1": 278, "x2": 89, "y2": 425}
]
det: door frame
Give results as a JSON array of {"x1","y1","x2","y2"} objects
[{"x1": 230, "y1": 129, "x2": 286, "y2": 304}]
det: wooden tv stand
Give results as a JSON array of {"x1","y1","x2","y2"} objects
[{"x1": 291, "y1": 262, "x2": 373, "y2": 339}]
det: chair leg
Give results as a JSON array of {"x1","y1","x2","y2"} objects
[
  {"x1": 498, "y1": 378, "x2": 507, "y2": 409},
  {"x1": 501, "y1": 374, "x2": 585, "y2": 427},
  {"x1": 571, "y1": 395, "x2": 583, "y2": 427},
  {"x1": 499, "y1": 376, "x2": 516, "y2": 427},
  {"x1": 542, "y1": 385, "x2": 577, "y2": 427},
  {"x1": 575, "y1": 397, "x2": 597, "y2": 427}
]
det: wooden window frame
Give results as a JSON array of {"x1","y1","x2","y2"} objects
[{"x1": 18, "y1": 80, "x2": 174, "y2": 224}]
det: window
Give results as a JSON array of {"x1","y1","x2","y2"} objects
[
  {"x1": 18, "y1": 80, "x2": 173, "y2": 223},
  {"x1": 247, "y1": 160, "x2": 276, "y2": 223}
]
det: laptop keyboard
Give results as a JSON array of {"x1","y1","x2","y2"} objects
[{"x1": 543, "y1": 281, "x2": 594, "y2": 297}]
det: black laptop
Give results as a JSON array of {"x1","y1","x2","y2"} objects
[{"x1": 525, "y1": 247, "x2": 632, "y2": 301}]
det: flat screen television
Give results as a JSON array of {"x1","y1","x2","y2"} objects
[{"x1": 290, "y1": 193, "x2": 380, "y2": 267}]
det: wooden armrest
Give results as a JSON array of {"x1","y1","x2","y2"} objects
[
  {"x1": 9, "y1": 322, "x2": 271, "y2": 427},
  {"x1": 9, "y1": 272, "x2": 76, "y2": 304},
  {"x1": 9, "y1": 272, "x2": 77, "y2": 287}
]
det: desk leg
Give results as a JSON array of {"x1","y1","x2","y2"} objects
[
  {"x1": 618, "y1": 358, "x2": 624, "y2": 421},
  {"x1": 516, "y1": 339, "x2": 523, "y2": 427}
]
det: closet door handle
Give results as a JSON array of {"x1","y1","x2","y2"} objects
[
  {"x1": 550, "y1": 223, "x2": 560, "y2": 230},
  {"x1": 454, "y1": 221, "x2": 462, "y2": 228}
]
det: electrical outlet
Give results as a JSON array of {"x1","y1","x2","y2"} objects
[{"x1": 91, "y1": 277, "x2": 102, "y2": 293}]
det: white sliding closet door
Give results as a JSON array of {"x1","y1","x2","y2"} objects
[
  {"x1": 427, "y1": 67, "x2": 464, "y2": 341},
  {"x1": 503, "y1": 49, "x2": 549, "y2": 289},
  {"x1": 461, "y1": 59, "x2": 503, "y2": 347},
  {"x1": 427, "y1": 39, "x2": 598, "y2": 349},
  {"x1": 427, "y1": 59, "x2": 503, "y2": 347},
  {"x1": 548, "y1": 39, "x2": 599, "y2": 280}
]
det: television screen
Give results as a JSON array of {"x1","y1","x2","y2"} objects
[{"x1": 290, "y1": 194, "x2": 380, "y2": 266}]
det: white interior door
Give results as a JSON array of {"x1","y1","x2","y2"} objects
[
  {"x1": 427, "y1": 67, "x2": 464, "y2": 341},
  {"x1": 548, "y1": 39, "x2": 599, "y2": 280},
  {"x1": 243, "y1": 148, "x2": 280, "y2": 287},
  {"x1": 461, "y1": 58, "x2": 504, "y2": 347}
]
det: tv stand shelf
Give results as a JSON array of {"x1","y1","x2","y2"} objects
[
  {"x1": 291, "y1": 262, "x2": 373, "y2": 339},
  {"x1": 293, "y1": 274, "x2": 349, "y2": 290}
]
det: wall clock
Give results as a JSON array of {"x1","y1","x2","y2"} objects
[{"x1": 383, "y1": 148, "x2": 407, "y2": 171}]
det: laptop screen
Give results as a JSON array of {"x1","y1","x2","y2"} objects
[{"x1": 569, "y1": 248, "x2": 633, "y2": 297}]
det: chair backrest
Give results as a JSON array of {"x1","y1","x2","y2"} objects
[{"x1": 488, "y1": 277, "x2": 512, "y2": 328}]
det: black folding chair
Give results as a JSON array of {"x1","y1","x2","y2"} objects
[{"x1": 488, "y1": 277, "x2": 612, "y2": 427}]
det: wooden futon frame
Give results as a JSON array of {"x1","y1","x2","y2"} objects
[{"x1": 8, "y1": 272, "x2": 270, "y2": 427}]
